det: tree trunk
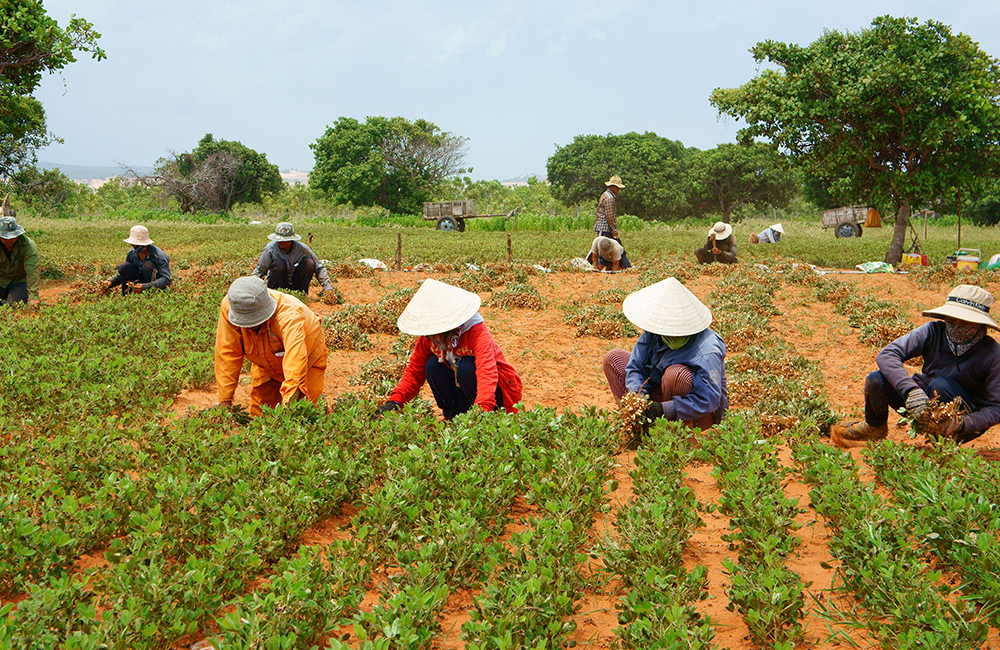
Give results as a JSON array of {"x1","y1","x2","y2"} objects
[{"x1": 884, "y1": 198, "x2": 910, "y2": 266}]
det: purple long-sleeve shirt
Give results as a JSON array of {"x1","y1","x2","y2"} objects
[
  {"x1": 877, "y1": 321, "x2": 1000, "y2": 433},
  {"x1": 625, "y1": 328, "x2": 728, "y2": 422}
]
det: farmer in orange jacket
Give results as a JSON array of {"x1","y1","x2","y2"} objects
[
  {"x1": 377, "y1": 279, "x2": 522, "y2": 419},
  {"x1": 215, "y1": 277, "x2": 328, "y2": 415}
]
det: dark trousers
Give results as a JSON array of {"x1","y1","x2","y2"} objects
[
  {"x1": 865, "y1": 370, "x2": 978, "y2": 439},
  {"x1": 425, "y1": 355, "x2": 503, "y2": 419},
  {"x1": 694, "y1": 247, "x2": 737, "y2": 264},
  {"x1": 592, "y1": 231, "x2": 632, "y2": 269},
  {"x1": 112, "y1": 261, "x2": 157, "y2": 295},
  {"x1": 0, "y1": 281, "x2": 28, "y2": 305},
  {"x1": 266, "y1": 256, "x2": 316, "y2": 293}
]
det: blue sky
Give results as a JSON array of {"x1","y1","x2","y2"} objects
[{"x1": 34, "y1": 0, "x2": 1000, "y2": 180}]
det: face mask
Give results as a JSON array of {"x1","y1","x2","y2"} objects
[
  {"x1": 945, "y1": 320, "x2": 986, "y2": 356},
  {"x1": 660, "y1": 335, "x2": 690, "y2": 350},
  {"x1": 132, "y1": 245, "x2": 147, "y2": 253}
]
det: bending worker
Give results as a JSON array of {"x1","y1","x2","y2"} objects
[
  {"x1": 833, "y1": 285, "x2": 1000, "y2": 447},
  {"x1": 603, "y1": 277, "x2": 728, "y2": 444},
  {"x1": 252, "y1": 222, "x2": 334, "y2": 293},
  {"x1": 749, "y1": 223, "x2": 784, "y2": 244},
  {"x1": 0, "y1": 216, "x2": 39, "y2": 307},
  {"x1": 695, "y1": 221, "x2": 738, "y2": 264},
  {"x1": 586, "y1": 235, "x2": 632, "y2": 272},
  {"x1": 378, "y1": 279, "x2": 522, "y2": 419},
  {"x1": 104, "y1": 225, "x2": 172, "y2": 295},
  {"x1": 215, "y1": 277, "x2": 328, "y2": 415}
]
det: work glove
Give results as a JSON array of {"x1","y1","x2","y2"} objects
[
  {"x1": 922, "y1": 415, "x2": 965, "y2": 441},
  {"x1": 376, "y1": 400, "x2": 401, "y2": 415},
  {"x1": 905, "y1": 388, "x2": 929, "y2": 419},
  {"x1": 643, "y1": 401, "x2": 664, "y2": 421}
]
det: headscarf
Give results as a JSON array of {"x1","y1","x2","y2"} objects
[
  {"x1": 945, "y1": 320, "x2": 987, "y2": 357},
  {"x1": 428, "y1": 313, "x2": 484, "y2": 368}
]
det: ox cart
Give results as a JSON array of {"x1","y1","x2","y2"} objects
[{"x1": 423, "y1": 200, "x2": 515, "y2": 232}]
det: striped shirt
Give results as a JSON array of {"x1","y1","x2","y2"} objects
[{"x1": 594, "y1": 189, "x2": 617, "y2": 234}]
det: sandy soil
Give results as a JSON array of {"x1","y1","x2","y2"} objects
[{"x1": 31, "y1": 269, "x2": 1000, "y2": 648}]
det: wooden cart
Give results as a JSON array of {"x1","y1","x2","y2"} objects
[
  {"x1": 820, "y1": 205, "x2": 869, "y2": 238},
  {"x1": 423, "y1": 200, "x2": 514, "y2": 232}
]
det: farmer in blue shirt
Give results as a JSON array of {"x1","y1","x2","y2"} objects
[
  {"x1": 252, "y1": 222, "x2": 333, "y2": 293},
  {"x1": 603, "y1": 277, "x2": 728, "y2": 447},
  {"x1": 104, "y1": 225, "x2": 172, "y2": 295}
]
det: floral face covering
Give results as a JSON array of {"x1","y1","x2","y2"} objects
[
  {"x1": 429, "y1": 313, "x2": 484, "y2": 368},
  {"x1": 945, "y1": 321, "x2": 986, "y2": 357}
]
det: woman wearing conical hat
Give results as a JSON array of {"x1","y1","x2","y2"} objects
[
  {"x1": 603, "y1": 278, "x2": 728, "y2": 437},
  {"x1": 377, "y1": 279, "x2": 523, "y2": 419}
]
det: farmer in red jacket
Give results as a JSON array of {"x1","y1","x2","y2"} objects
[{"x1": 377, "y1": 279, "x2": 523, "y2": 419}]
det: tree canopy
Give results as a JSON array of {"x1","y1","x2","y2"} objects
[
  {"x1": 546, "y1": 132, "x2": 692, "y2": 220},
  {"x1": 710, "y1": 16, "x2": 1000, "y2": 264},
  {"x1": 154, "y1": 134, "x2": 283, "y2": 213},
  {"x1": 1, "y1": 2, "x2": 105, "y2": 177},
  {"x1": 309, "y1": 116, "x2": 469, "y2": 214},
  {"x1": 686, "y1": 143, "x2": 798, "y2": 222}
]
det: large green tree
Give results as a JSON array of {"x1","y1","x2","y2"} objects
[
  {"x1": 546, "y1": 132, "x2": 692, "y2": 220},
  {"x1": 710, "y1": 16, "x2": 1000, "y2": 264},
  {"x1": 686, "y1": 143, "x2": 798, "y2": 222},
  {"x1": 154, "y1": 134, "x2": 283, "y2": 213},
  {"x1": 1, "y1": 2, "x2": 104, "y2": 177},
  {"x1": 310, "y1": 116, "x2": 469, "y2": 214}
]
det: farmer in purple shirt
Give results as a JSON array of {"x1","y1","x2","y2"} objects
[
  {"x1": 833, "y1": 284, "x2": 1000, "y2": 447},
  {"x1": 603, "y1": 277, "x2": 728, "y2": 448}
]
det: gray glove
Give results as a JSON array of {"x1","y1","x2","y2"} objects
[{"x1": 905, "y1": 388, "x2": 929, "y2": 418}]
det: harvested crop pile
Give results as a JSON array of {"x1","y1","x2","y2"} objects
[
  {"x1": 350, "y1": 334, "x2": 415, "y2": 396},
  {"x1": 912, "y1": 396, "x2": 965, "y2": 440},
  {"x1": 330, "y1": 260, "x2": 375, "y2": 279},
  {"x1": 731, "y1": 353, "x2": 802, "y2": 380},
  {"x1": 613, "y1": 391, "x2": 650, "y2": 450},
  {"x1": 759, "y1": 414, "x2": 801, "y2": 437},
  {"x1": 718, "y1": 323, "x2": 767, "y2": 353},
  {"x1": 564, "y1": 305, "x2": 636, "y2": 339},
  {"x1": 591, "y1": 287, "x2": 628, "y2": 305},
  {"x1": 66, "y1": 277, "x2": 107, "y2": 304},
  {"x1": 322, "y1": 319, "x2": 372, "y2": 350},
  {"x1": 378, "y1": 288, "x2": 415, "y2": 319},
  {"x1": 489, "y1": 282, "x2": 547, "y2": 310},
  {"x1": 316, "y1": 286, "x2": 345, "y2": 305}
]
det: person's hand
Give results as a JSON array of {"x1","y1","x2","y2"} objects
[
  {"x1": 101, "y1": 280, "x2": 112, "y2": 295},
  {"x1": 376, "y1": 400, "x2": 401, "y2": 415},
  {"x1": 322, "y1": 284, "x2": 334, "y2": 292},
  {"x1": 612, "y1": 231, "x2": 619, "y2": 240},
  {"x1": 712, "y1": 247, "x2": 721, "y2": 255},
  {"x1": 130, "y1": 282, "x2": 144, "y2": 294},
  {"x1": 28, "y1": 298, "x2": 40, "y2": 308},
  {"x1": 945, "y1": 416, "x2": 966, "y2": 440},
  {"x1": 709, "y1": 232, "x2": 716, "y2": 242},
  {"x1": 290, "y1": 388, "x2": 306, "y2": 402},
  {"x1": 905, "y1": 388, "x2": 929, "y2": 418},
  {"x1": 643, "y1": 401, "x2": 664, "y2": 421}
]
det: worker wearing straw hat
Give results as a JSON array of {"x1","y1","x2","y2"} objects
[
  {"x1": 694, "y1": 221, "x2": 738, "y2": 264},
  {"x1": 603, "y1": 278, "x2": 728, "y2": 442},
  {"x1": 749, "y1": 223, "x2": 784, "y2": 245},
  {"x1": 833, "y1": 285, "x2": 1000, "y2": 447},
  {"x1": 252, "y1": 222, "x2": 334, "y2": 293},
  {"x1": 215, "y1": 277, "x2": 328, "y2": 415},
  {"x1": 594, "y1": 175, "x2": 625, "y2": 242},
  {"x1": 378, "y1": 279, "x2": 522, "y2": 418},
  {"x1": 103, "y1": 225, "x2": 173, "y2": 295}
]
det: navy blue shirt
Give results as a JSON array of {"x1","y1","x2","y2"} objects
[{"x1": 125, "y1": 245, "x2": 172, "y2": 289}]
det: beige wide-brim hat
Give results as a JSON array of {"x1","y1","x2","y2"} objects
[
  {"x1": 922, "y1": 284, "x2": 999, "y2": 330},
  {"x1": 622, "y1": 277, "x2": 713, "y2": 336},
  {"x1": 397, "y1": 278, "x2": 482, "y2": 336},
  {"x1": 227, "y1": 277, "x2": 279, "y2": 328},
  {"x1": 268, "y1": 222, "x2": 301, "y2": 242},
  {"x1": 123, "y1": 225, "x2": 154, "y2": 246},
  {"x1": 771, "y1": 223, "x2": 785, "y2": 234},
  {"x1": 605, "y1": 175, "x2": 625, "y2": 188},
  {"x1": 708, "y1": 221, "x2": 733, "y2": 240}
]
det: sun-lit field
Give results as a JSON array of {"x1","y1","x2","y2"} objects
[{"x1": 3, "y1": 220, "x2": 1000, "y2": 649}]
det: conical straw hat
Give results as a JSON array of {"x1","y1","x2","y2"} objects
[
  {"x1": 771, "y1": 223, "x2": 784, "y2": 234},
  {"x1": 622, "y1": 277, "x2": 712, "y2": 336},
  {"x1": 396, "y1": 278, "x2": 482, "y2": 336}
]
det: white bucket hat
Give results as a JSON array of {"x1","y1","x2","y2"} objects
[
  {"x1": 605, "y1": 175, "x2": 625, "y2": 188},
  {"x1": 922, "y1": 284, "x2": 998, "y2": 331},
  {"x1": 268, "y1": 222, "x2": 301, "y2": 242},
  {"x1": 622, "y1": 277, "x2": 713, "y2": 336},
  {"x1": 227, "y1": 277, "x2": 278, "y2": 328},
  {"x1": 771, "y1": 223, "x2": 785, "y2": 234},
  {"x1": 708, "y1": 221, "x2": 733, "y2": 241},
  {"x1": 396, "y1": 278, "x2": 482, "y2": 336},
  {"x1": 123, "y1": 225, "x2": 154, "y2": 246}
]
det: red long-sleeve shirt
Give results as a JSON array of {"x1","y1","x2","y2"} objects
[{"x1": 389, "y1": 322, "x2": 523, "y2": 413}]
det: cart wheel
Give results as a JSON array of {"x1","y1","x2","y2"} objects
[
  {"x1": 835, "y1": 221, "x2": 861, "y2": 238},
  {"x1": 457, "y1": 218, "x2": 467, "y2": 232},
  {"x1": 435, "y1": 216, "x2": 459, "y2": 231}
]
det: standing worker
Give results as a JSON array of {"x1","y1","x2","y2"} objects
[
  {"x1": 215, "y1": 277, "x2": 328, "y2": 415},
  {"x1": 0, "y1": 215, "x2": 39, "y2": 307},
  {"x1": 378, "y1": 279, "x2": 522, "y2": 419},
  {"x1": 695, "y1": 222, "x2": 738, "y2": 264},
  {"x1": 252, "y1": 222, "x2": 334, "y2": 293},
  {"x1": 603, "y1": 278, "x2": 728, "y2": 446},
  {"x1": 832, "y1": 285, "x2": 1000, "y2": 447},
  {"x1": 104, "y1": 225, "x2": 172, "y2": 295},
  {"x1": 594, "y1": 175, "x2": 625, "y2": 243}
]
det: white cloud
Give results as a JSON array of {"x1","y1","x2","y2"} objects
[
  {"x1": 432, "y1": 24, "x2": 469, "y2": 63},
  {"x1": 487, "y1": 33, "x2": 509, "y2": 56}
]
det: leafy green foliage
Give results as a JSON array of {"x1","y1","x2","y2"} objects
[{"x1": 687, "y1": 143, "x2": 799, "y2": 223}]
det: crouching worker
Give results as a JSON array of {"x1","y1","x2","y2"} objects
[
  {"x1": 0, "y1": 216, "x2": 40, "y2": 307},
  {"x1": 377, "y1": 279, "x2": 522, "y2": 419},
  {"x1": 252, "y1": 222, "x2": 334, "y2": 293},
  {"x1": 833, "y1": 285, "x2": 1000, "y2": 447},
  {"x1": 586, "y1": 235, "x2": 632, "y2": 272},
  {"x1": 695, "y1": 222, "x2": 738, "y2": 264},
  {"x1": 749, "y1": 223, "x2": 784, "y2": 245},
  {"x1": 604, "y1": 278, "x2": 727, "y2": 442},
  {"x1": 104, "y1": 225, "x2": 172, "y2": 295},
  {"x1": 215, "y1": 277, "x2": 328, "y2": 415}
]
